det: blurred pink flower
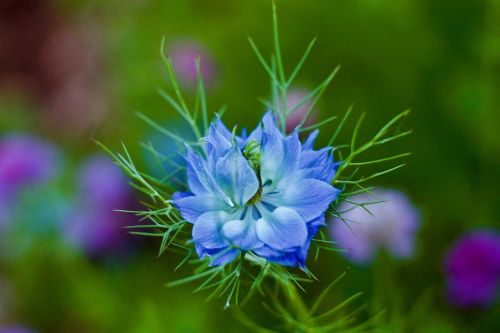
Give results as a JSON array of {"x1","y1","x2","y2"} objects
[
  {"x1": 169, "y1": 39, "x2": 216, "y2": 89},
  {"x1": 0, "y1": 1, "x2": 106, "y2": 137},
  {"x1": 39, "y1": 20, "x2": 106, "y2": 137},
  {"x1": 278, "y1": 88, "x2": 318, "y2": 132}
]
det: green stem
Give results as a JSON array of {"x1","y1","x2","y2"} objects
[{"x1": 279, "y1": 281, "x2": 319, "y2": 332}]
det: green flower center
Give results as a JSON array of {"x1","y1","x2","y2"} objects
[{"x1": 243, "y1": 139, "x2": 263, "y2": 204}]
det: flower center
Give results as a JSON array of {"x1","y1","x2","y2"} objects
[
  {"x1": 248, "y1": 185, "x2": 262, "y2": 205},
  {"x1": 243, "y1": 139, "x2": 263, "y2": 204},
  {"x1": 243, "y1": 139, "x2": 261, "y2": 171}
]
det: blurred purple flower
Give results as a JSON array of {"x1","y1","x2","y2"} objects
[
  {"x1": 64, "y1": 155, "x2": 135, "y2": 257},
  {"x1": 0, "y1": 189, "x2": 11, "y2": 232},
  {"x1": 0, "y1": 326, "x2": 36, "y2": 333},
  {"x1": 0, "y1": 134, "x2": 59, "y2": 230},
  {"x1": 169, "y1": 40, "x2": 216, "y2": 88},
  {"x1": 0, "y1": 134, "x2": 58, "y2": 192},
  {"x1": 279, "y1": 88, "x2": 318, "y2": 133},
  {"x1": 65, "y1": 209, "x2": 131, "y2": 258},
  {"x1": 444, "y1": 231, "x2": 500, "y2": 308},
  {"x1": 329, "y1": 188, "x2": 420, "y2": 264},
  {"x1": 78, "y1": 155, "x2": 130, "y2": 210}
]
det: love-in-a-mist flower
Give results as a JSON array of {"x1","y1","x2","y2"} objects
[
  {"x1": 64, "y1": 155, "x2": 135, "y2": 257},
  {"x1": 169, "y1": 39, "x2": 216, "y2": 88},
  {"x1": 329, "y1": 188, "x2": 420, "y2": 264},
  {"x1": 444, "y1": 231, "x2": 500, "y2": 308},
  {"x1": 279, "y1": 88, "x2": 318, "y2": 132},
  {"x1": 173, "y1": 112, "x2": 340, "y2": 267}
]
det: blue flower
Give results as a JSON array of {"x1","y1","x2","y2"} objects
[{"x1": 173, "y1": 112, "x2": 340, "y2": 267}]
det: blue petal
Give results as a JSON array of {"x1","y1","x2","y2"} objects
[
  {"x1": 253, "y1": 246, "x2": 304, "y2": 267},
  {"x1": 184, "y1": 146, "x2": 213, "y2": 191},
  {"x1": 302, "y1": 129, "x2": 319, "y2": 150},
  {"x1": 256, "y1": 207, "x2": 307, "y2": 250},
  {"x1": 172, "y1": 191, "x2": 190, "y2": 200},
  {"x1": 240, "y1": 111, "x2": 277, "y2": 147},
  {"x1": 298, "y1": 215, "x2": 326, "y2": 262},
  {"x1": 260, "y1": 129, "x2": 284, "y2": 185},
  {"x1": 215, "y1": 116, "x2": 233, "y2": 138},
  {"x1": 215, "y1": 147, "x2": 259, "y2": 206},
  {"x1": 259, "y1": 215, "x2": 324, "y2": 264},
  {"x1": 277, "y1": 130, "x2": 301, "y2": 183},
  {"x1": 213, "y1": 116, "x2": 233, "y2": 141},
  {"x1": 299, "y1": 148, "x2": 336, "y2": 183},
  {"x1": 192, "y1": 211, "x2": 231, "y2": 249},
  {"x1": 185, "y1": 146, "x2": 233, "y2": 206},
  {"x1": 186, "y1": 158, "x2": 208, "y2": 195},
  {"x1": 300, "y1": 147, "x2": 331, "y2": 169},
  {"x1": 254, "y1": 216, "x2": 324, "y2": 267},
  {"x1": 264, "y1": 179, "x2": 339, "y2": 221},
  {"x1": 173, "y1": 192, "x2": 229, "y2": 223},
  {"x1": 308, "y1": 214, "x2": 327, "y2": 230},
  {"x1": 195, "y1": 244, "x2": 240, "y2": 266},
  {"x1": 244, "y1": 123, "x2": 262, "y2": 144},
  {"x1": 205, "y1": 120, "x2": 232, "y2": 159},
  {"x1": 262, "y1": 110, "x2": 280, "y2": 129},
  {"x1": 240, "y1": 127, "x2": 248, "y2": 139},
  {"x1": 222, "y1": 217, "x2": 263, "y2": 249}
]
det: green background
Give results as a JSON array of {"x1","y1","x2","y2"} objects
[{"x1": 1, "y1": 0, "x2": 499, "y2": 332}]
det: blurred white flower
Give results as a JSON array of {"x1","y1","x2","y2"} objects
[{"x1": 330, "y1": 188, "x2": 420, "y2": 264}]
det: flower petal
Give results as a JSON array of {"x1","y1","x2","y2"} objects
[
  {"x1": 264, "y1": 179, "x2": 340, "y2": 221},
  {"x1": 222, "y1": 217, "x2": 263, "y2": 249},
  {"x1": 256, "y1": 207, "x2": 307, "y2": 250},
  {"x1": 300, "y1": 147, "x2": 330, "y2": 169},
  {"x1": 173, "y1": 192, "x2": 229, "y2": 223},
  {"x1": 297, "y1": 215, "x2": 326, "y2": 264},
  {"x1": 255, "y1": 215, "x2": 325, "y2": 267},
  {"x1": 205, "y1": 119, "x2": 233, "y2": 159},
  {"x1": 277, "y1": 130, "x2": 301, "y2": 183},
  {"x1": 302, "y1": 129, "x2": 319, "y2": 151},
  {"x1": 192, "y1": 211, "x2": 231, "y2": 249},
  {"x1": 186, "y1": 159, "x2": 208, "y2": 195},
  {"x1": 260, "y1": 129, "x2": 284, "y2": 185},
  {"x1": 253, "y1": 246, "x2": 305, "y2": 267},
  {"x1": 243, "y1": 111, "x2": 279, "y2": 146},
  {"x1": 299, "y1": 149, "x2": 338, "y2": 183},
  {"x1": 195, "y1": 244, "x2": 240, "y2": 266},
  {"x1": 244, "y1": 123, "x2": 262, "y2": 145},
  {"x1": 185, "y1": 146, "x2": 233, "y2": 206},
  {"x1": 215, "y1": 147, "x2": 259, "y2": 206}
]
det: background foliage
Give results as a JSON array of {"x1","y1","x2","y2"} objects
[{"x1": 0, "y1": 0, "x2": 499, "y2": 332}]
